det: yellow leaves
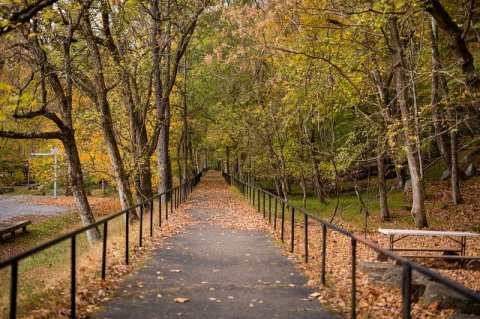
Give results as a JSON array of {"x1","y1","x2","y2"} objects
[
  {"x1": 0, "y1": 82, "x2": 13, "y2": 92},
  {"x1": 174, "y1": 297, "x2": 190, "y2": 303}
]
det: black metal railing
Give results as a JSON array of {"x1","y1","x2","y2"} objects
[
  {"x1": 223, "y1": 172, "x2": 480, "y2": 319},
  {"x1": 0, "y1": 169, "x2": 206, "y2": 319}
]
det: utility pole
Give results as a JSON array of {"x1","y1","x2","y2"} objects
[{"x1": 31, "y1": 147, "x2": 60, "y2": 198}]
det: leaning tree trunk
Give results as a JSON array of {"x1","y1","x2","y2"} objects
[
  {"x1": 82, "y1": 16, "x2": 135, "y2": 213},
  {"x1": 425, "y1": 0, "x2": 480, "y2": 111},
  {"x1": 63, "y1": 130, "x2": 102, "y2": 243},
  {"x1": 389, "y1": 17, "x2": 428, "y2": 228}
]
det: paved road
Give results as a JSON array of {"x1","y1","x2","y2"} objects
[
  {"x1": 94, "y1": 173, "x2": 338, "y2": 319},
  {"x1": 0, "y1": 195, "x2": 71, "y2": 221}
]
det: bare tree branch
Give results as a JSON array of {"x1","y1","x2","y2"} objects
[{"x1": 0, "y1": 130, "x2": 62, "y2": 139}]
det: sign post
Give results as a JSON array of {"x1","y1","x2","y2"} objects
[{"x1": 31, "y1": 147, "x2": 60, "y2": 198}]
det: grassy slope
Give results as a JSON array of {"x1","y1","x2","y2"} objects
[{"x1": 257, "y1": 158, "x2": 480, "y2": 233}]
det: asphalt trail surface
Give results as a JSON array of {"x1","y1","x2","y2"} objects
[{"x1": 94, "y1": 172, "x2": 338, "y2": 319}]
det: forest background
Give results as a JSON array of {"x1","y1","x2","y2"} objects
[{"x1": 1, "y1": 0, "x2": 480, "y2": 239}]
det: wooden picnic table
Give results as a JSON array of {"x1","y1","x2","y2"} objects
[
  {"x1": 0, "y1": 220, "x2": 32, "y2": 242},
  {"x1": 378, "y1": 228, "x2": 480, "y2": 262}
]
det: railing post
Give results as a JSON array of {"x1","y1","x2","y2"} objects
[
  {"x1": 159, "y1": 196, "x2": 162, "y2": 227},
  {"x1": 71, "y1": 235, "x2": 76, "y2": 319},
  {"x1": 402, "y1": 264, "x2": 412, "y2": 319},
  {"x1": 268, "y1": 194, "x2": 271, "y2": 224},
  {"x1": 274, "y1": 197, "x2": 278, "y2": 230},
  {"x1": 150, "y1": 200, "x2": 153, "y2": 237},
  {"x1": 139, "y1": 204, "x2": 144, "y2": 247},
  {"x1": 173, "y1": 188, "x2": 176, "y2": 209},
  {"x1": 252, "y1": 186, "x2": 255, "y2": 206},
  {"x1": 10, "y1": 260, "x2": 18, "y2": 319},
  {"x1": 291, "y1": 207, "x2": 295, "y2": 253},
  {"x1": 125, "y1": 210, "x2": 130, "y2": 265},
  {"x1": 281, "y1": 201, "x2": 285, "y2": 242},
  {"x1": 176, "y1": 187, "x2": 178, "y2": 207},
  {"x1": 257, "y1": 189, "x2": 260, "y2": 212},
  {"x1": 263, "y1": 192, "x2": 266, "y2": 218},
  {"x1": 170, "y1": 190, "x2": 173, "y2": 214},
  {"x1": 166, "y1": 194, "x2": 169, "y2": 221},
  {"x1": 101, "y1": 222, "x2": 108, "y2": 280},
  {"x1": 304, "y1": 215, "x2": 308, "y2": 263},
  {"x1": 351, "y1": 238, "x2": 357, "y2": 319},
  {"x1": 321, "y1": 224, "x2": 327, "y2": 285}
]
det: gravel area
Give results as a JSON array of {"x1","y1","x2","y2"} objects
[{"x1": 0, "y1": 195, "x2": 72, "y2": 222}]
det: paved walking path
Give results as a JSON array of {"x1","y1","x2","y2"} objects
[{"x1": 94, "y1": 172, "x2": 338, "y2": 319}]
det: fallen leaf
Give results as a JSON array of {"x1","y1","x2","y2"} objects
[{"x1": 174, "y1": 297, "x2": 189, "y2": 303}]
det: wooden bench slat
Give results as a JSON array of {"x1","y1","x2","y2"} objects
[
  {"x1": 401, "y1": 254, "x2": 480, "y2": 260},
  {"x1": 392, "y1": 248, "x2": 460, "y2": 252},
  {"x1": 379, "y1": 228, "x2": 480, "y2": 237}
]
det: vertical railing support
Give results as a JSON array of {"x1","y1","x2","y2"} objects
[
  {"x1": 159, "y1": 196, "x2": 162, "y2": 227},
  {"x1": 268, "y1": 194, "x2": 271, "y2": 224},
  {"x1": 402, "y1": 264, "x2": 412, "y2": 319},
  {"x1": 351, "y1": 238, "x2": 357, "y2": 319},
  {"x1": 71, "y1": 235, "x2": 76, "y2": 319},
  {"x1": 281, "y1": 201, "x2": 285, "y2": 242},
  {"x1": 125, "y1": 210, "x2": 130, "y2": 265},
  {"x1": 166, "y1": 194, "x2": 169, "y2": 221},
  {"x1": 150, "y1": 200, "x2": 153, "y2": 237},
  {"x1": 274, "y1": 198, "x2": 278, "y2": 230},
  {"x1": 257, "y1": 189, "x2": 260, "y2": 212},
  {"x1": 139, "y1": 204, "x2": 144, "y2": 247},
  {"x1": 304, "y1": 215, "x2": 308, "y2": 263},
  {"x1": 290, "y1": 207, "x2": 295, "y2": 253},
  {"x1": 263, "y1": 192, "x2": 266, "y2": 218},
  {"x1": 101, "y1": 222, "x2": 108, "y2": 280},
  {"x1": 321, "y1": 224, "x2": 327, "y2": 285},
  {"x1": 10, "y1": 260, "x2": 18, "y2": 319}
]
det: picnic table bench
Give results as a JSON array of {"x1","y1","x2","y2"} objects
[
  {"x1": 378, "y1": 228, "x2": 480, "y2": 269},
  {"x1": 0, "y1": 220, "x2": 32, "y2": 242},
  {"x1": 0, "y1": 187, "x2": 14, "y2": 194}
]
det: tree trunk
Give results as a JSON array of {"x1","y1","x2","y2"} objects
[
  {"x1": 376, "y1": 145, "x2": 390, "y2": 221},
  {"x1": 425, "y1": 0, "x2": 480, "y2": 110},
  {"x1": 226, "y1": 145, "x2": 230, "y2": 177},
  {"x1": 308, "y1": 127, "x2": 326, "y2": 203},
  {"x1": 300, "y1": 167, "x2": 307, "y2": 209},
  {"x1": 158, "y1": 99, "x2": 172, "y2": 195},
  {"x1": 389, "y1": 17, "x2": 428, "y2": 228},
  {"x1": 430, "y1": 17, "x2": 451, "y2": 170},
  {"x1": 63, "y1": 131, "x2": 102, "y2": 243},
  {"x1": 431, "y1": 17, "x2": 463, "y2": 204},
  {"x1": 182, "y1": 56, "x2": 189, "y2": 182},
  {"x1": 101, "y1": 1, "x2": 154, "y2": 204},
  {"x1": 448, "y1": 109, "x2": 463, "y2": 204},
  {"x1": 82, "y1": 15, "x2": 135, "y2": 213}
]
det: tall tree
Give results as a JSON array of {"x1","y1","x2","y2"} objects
[
  {"x1": 81, "y1": 11, "x2": 135, "y2": 212},
  {"x1": 425, "y1": 0, "x2": 480, "y2": 110},
  {"x1": 389, "y1": 17, "x2": 428, "y2": 228},
  {"x1": 0, "y1": 10, "x2": 101, "y2": 244}
]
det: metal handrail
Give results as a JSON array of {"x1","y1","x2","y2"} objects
[
  {"x1": 1, "y1": 169, "x2": 207, "y2": 319},
  {"x1": 223, "y1": 172, "x2": 480, "y2": 318}
]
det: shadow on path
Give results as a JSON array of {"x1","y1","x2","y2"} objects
[{"x1": 94, "y1": 172, "x2": 339, "y2": 319}]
